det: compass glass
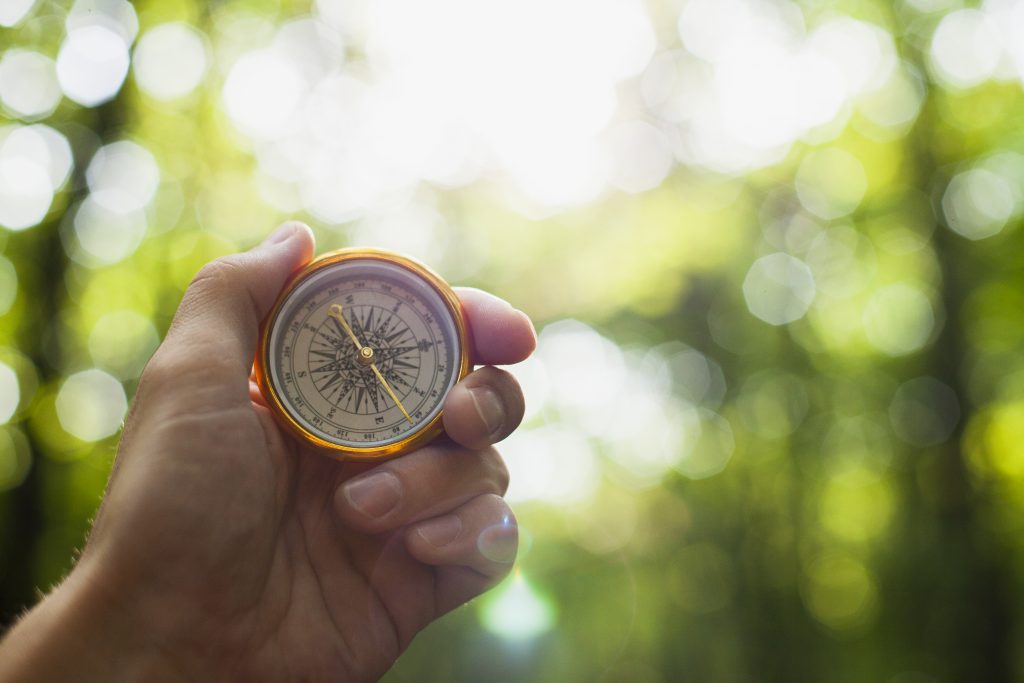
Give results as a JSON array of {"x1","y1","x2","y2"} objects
[{"x1": 264, "y1": 256, "x2": 463, "y2": 451}]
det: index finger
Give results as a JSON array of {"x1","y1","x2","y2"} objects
[{"x1": 457, "y1": 287, "x2": 536, "y2": 366}]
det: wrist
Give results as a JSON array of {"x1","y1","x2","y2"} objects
[{"x1": 0, "y1": 556, "x2": 187, "y2": 683}]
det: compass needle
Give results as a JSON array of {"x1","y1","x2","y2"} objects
[
  {"x1": 371, "y1": 363, "x2": 414, "y2": 424},
  {"x1": 328, "y1": 303, "x2": 364, "y2": 351}
]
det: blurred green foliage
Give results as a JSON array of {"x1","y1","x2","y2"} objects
[{"x1": 2, "y1": 0, "x2": 1024, "y2": 681}]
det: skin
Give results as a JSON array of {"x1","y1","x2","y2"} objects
[{"x1": 0, "y1": 223, "x2": 536, "y2": 682}]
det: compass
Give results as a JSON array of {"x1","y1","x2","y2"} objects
[{"x1": 255, "y1": 248, "x2": 472, "y2": 460}]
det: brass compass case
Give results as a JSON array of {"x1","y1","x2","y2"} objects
[{"x1": 254, "y1": 248, "x2": 472, "y2": 461}]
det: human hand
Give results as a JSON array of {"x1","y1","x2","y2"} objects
[{"x1": 0, "y1": 223, "x2": 535, "y2": 682}]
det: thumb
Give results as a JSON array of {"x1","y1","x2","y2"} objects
[{"x1": 162, "y1": 222, "x2": 315, "y2": 375}]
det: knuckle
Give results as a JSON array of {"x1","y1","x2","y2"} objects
[
  {"x1": 140, "y1": 345, "x2": 240, "y2": 397},
  {"x1": 472, "y1": 365, "x2": 512, "y2": 388},
  {"x1": 191, "y1": 256, "x2": 246, "y2": 292},
  {"x1": 185, "y1": 255, "x2": 262, "y2": 329},
  {"x1": 187, "y1": 258, "x2": 249, "y2": 312},
  {"x1": 481, "y1": 492, "x2": 515, "y2": 520},
  {"x1": 138, "y1": 350, "x2": 176, "y2": 389},
  {"x1": 478, "y1": 446, "x2": 510, "y2": 495}
]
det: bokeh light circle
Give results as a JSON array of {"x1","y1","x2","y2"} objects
[
  {"x1": 66, "y1": 0, "x2": 139, "y2": 43},
  {"x1": 536, "y1": 319, "x2": 628, "y2": 433},
  {"x1": 665, "y1": 343, "x2": 727, "y2": 407},
  {"x1": 673, "y1": 409, "x2": 735, "y2": 480},
  {"x1": 88, "y1": 310, "x2": 161, "y2": 379},
  {"x1": 802, "y1": 552, "x2": 878, "y2": 632},
  {"x1": 0, "y1": 362, "x2": 19, "y2": 424},
  {"x1": 503, "y1": 426, "x2": 599, "y2": 505},
  {"x1": 0, "y1": 0, "x2": 36, "y2": 27},
  {"x1": 55, "y1": 369, "x2": 127, "y2": 442},
  {"x1": 0, "y1": 156, "x2": 51, "y2": 231},
  {"x1": 819, "y1": 468, "x2": 894, "y2": 543},
  {"x1": 223, "y1": 49, "x2": 306, "y2": 140},
  {"x1": 1, "y1": 123, "x2": 73, "y2": 187},
  {"x1": 0, "y1": 50, "x2": 61, "y2": 119},
  {"x1": 0, "y1": 124, "x2": 69, "y2": 231},
  {"x1": 70, "y1": 192, "x2": 148, "y2": 266},
  {"x1": 86, "y1": 140, "x2": 161, "y2": 211},
  {"x1": 862, "y1": 283, "x2": 935, "y2": 356},
  {"x1": 805, "y1": 225, "x2": 877, "y2": 299},
  {"x1": 17, "y1": 124, "x2": 74, "y2": 188},
  {"x1": 669, "y1": 1, "x2": 907, "y2": 174},
  {"x1": 807, "y1": 17, "x2": 895, "y2": 96},
  {"x1": 743, "y1": 253, "x2": 816, "y2": 325},
  {"x1": 133, "y1": 22, "x2": 208, "y2": 101},
  {"x1": 604, "y1": 120, "x2": 674, "y2": 194},
  {"x1": 56, "y1": 25, "x2": 131, "y2": 107},
  {"x1": 942, "y1": 168, "x2": 1016, "y2": 240},
  {"x1": 928, "y1": 9, "x2": 1001, "y2": 90},
  {"x1": 889, "y1": 376, "x2": 960, "y2": 447},
  {"x1": 737, "y1": 370, "x2": 809, "y2": 439},
  {"x1": 0, "y1": 256, "x2": 16, "y2": 316},
  {"x1": 479, "y1": 573, "x2": 556, "y2": 640},
  {"x1": 0, "y1": 427, "x2": 31, "y2": 491},
  {"x1": 795, "y1": 148, "x2": 868, "y2": 219},
  {"x1": 856, "y1": 62, "x2": 925, "y2": 133}
]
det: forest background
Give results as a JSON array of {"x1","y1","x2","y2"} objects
[{"x1": 1, "y1": 0, "x2": 1023, "y2": 680}]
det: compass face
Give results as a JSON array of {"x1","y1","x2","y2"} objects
[{"x1": 263, "y1": 254, "x2": 466, "y2": 454}]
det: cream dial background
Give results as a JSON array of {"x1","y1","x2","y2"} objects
[{"x1": 268, "y1": 260, "x2": 460, "y2": 448}]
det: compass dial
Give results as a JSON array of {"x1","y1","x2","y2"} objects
[{"x1": 257, "y1": 250, "x2": 470, "y2": 460}]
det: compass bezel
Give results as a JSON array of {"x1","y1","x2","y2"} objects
[{"x1": 255, "y1": 247, "x2": 472, "y2": 461}]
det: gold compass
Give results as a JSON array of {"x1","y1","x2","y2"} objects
[{"x1": 255, "y1": 248, "x2": 472, "y2": 461}]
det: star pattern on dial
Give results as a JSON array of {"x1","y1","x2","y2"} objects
[{"x1": 271, "y1": 268, "x2": 457, "y2": 448}]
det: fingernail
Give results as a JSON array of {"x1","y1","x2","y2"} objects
[
  {"x1": 343, "y1": 472, "x2": 401, "y2": 518},
  {"x1": 468, "y1": 386, "x2": 504, "y2": 439},
  {"x1": 416, "y1": 515, "x2": 463, "y2": 548},
  {"x1": 261, "y1": 224, "x2": 298, "y2": 247},
  {"x1": 477, "y1": 523, "x2": 518, "y2": 564}
]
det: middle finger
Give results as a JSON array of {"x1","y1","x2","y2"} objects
[{"x1": 334, "y1": 441, "x2": 510, "y2": 534}]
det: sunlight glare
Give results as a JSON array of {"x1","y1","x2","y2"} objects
[
  {"x1": 223, "y1": 49, "x2": 306, "y2": 140},
  {"x1": 480, "y1": 572, "x2": 556, "y2": 640},
  {"x1": 503, "y1": 426, "x2": 599, "y2": 505},
  {"x1": 226, "y1": 0, "x2": 657, "y2": 212}
]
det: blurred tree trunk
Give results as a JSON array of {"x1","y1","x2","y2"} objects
[
  {"x1": 893, "y1": 102, "x2": 1013, "y2": 682},
  {"x1": 0, "y1": 98, "x2": 124, "y2": 625}
]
